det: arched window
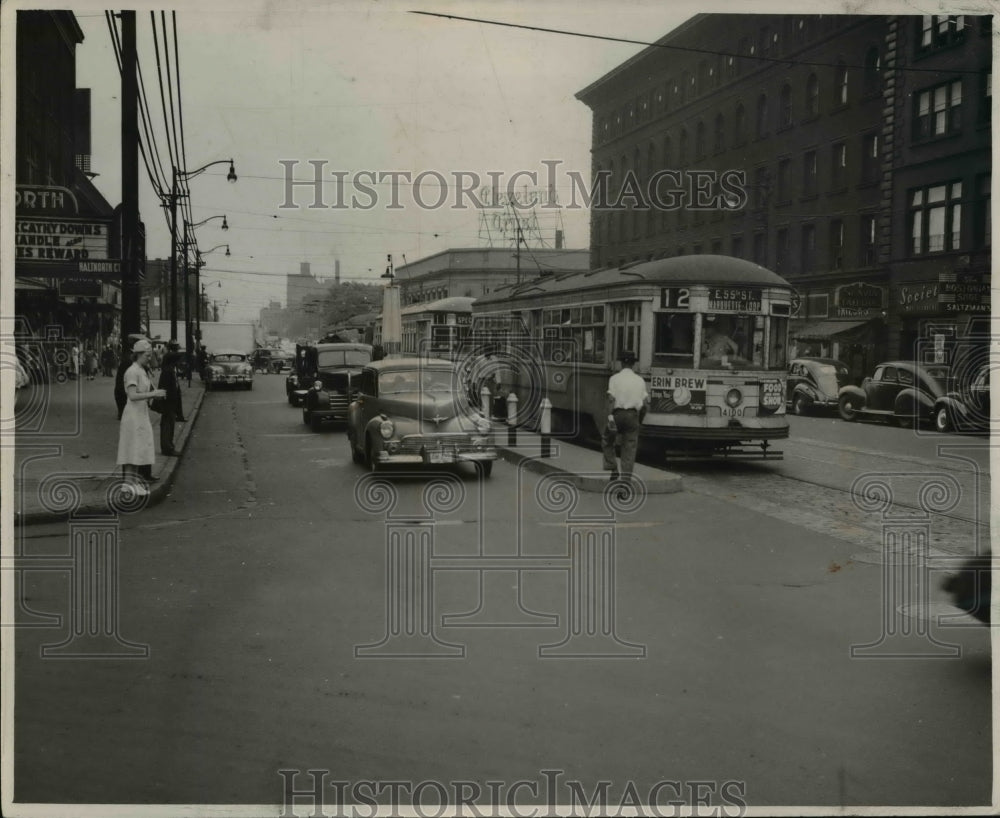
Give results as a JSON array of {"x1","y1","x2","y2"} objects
[
  {"x1": 779, "y1": 84, "x2": 792, "y2": 127},
  {"x1": 756, "y1": 93, "x2": 768, "y2": 138},
  {"x1": 662, "y1": 135, "x2": 672, "y2": 168},
  {"x1": 806, "y1": 73, "x2": 820, "y2": 116},
  {"x1": 836, "y1": 62, "x2": 849, "y2": 105}
]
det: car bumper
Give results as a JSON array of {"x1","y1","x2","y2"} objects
[
  {"x1": 375, "y1": 450, "x2": 498, "y2": 465},
  {"x1": 211, "y1": 375, "x2": 252, "y2": 384}
]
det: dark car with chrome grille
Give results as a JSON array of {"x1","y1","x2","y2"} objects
[
  {"x1": 347, "y1": 358, "x2": 497, "y2": 476},
  {"x1": 296, "y1": 343, "x2": 373, "y2": 431}
]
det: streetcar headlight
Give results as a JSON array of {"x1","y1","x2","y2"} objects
[
  {"x1": 672, "y1": 386, "x2": 692, "y2": 407},
  {"x1": 725, "y1": 388, "x2": 743, "y2": 408},
  {"x1": 379, "y1": 419, "x2": 395, "y2": 439}
]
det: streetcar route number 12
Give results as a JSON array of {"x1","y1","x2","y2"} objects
[{"x1": 660, "y1": 287, "x2": 690, "y2": 309}]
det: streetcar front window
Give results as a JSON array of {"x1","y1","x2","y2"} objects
[
  {"x1": 700, "y1": 313, "x2": 762, "y2": 369},
  {"x1": 654, "y1": 312, "x2": 695, "y2": 367}
]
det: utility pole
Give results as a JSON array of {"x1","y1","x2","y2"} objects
[
  {"x1": 169, "y1": 168, "x2": 179, "y2": 342},
  {"x1": 120, "y1": 11, "x2": 140, "y2": 354}
]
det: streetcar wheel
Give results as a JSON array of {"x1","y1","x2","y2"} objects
[
  {"x1": 935, "y1": 406, "x2": 953, "y2": 433},
  {"x1": 838, "y1": 395, "x2": 858, "y2": 422},
  {"x1": 792, "y1": 394, "x2": 809, "y2": 416}
]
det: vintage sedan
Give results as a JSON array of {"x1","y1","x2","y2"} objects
[
  {"x1": 933, "y1": 364, "x2": 990, "y2": 433},
  {"x1": 837, "y1": 361, "x2": 948, "y2": 427},
  {"x1": 300, "y1": 343, "x2": 373, "y2": 431},
  {"x1": 203, "y1": 350, "x2": 253, "y2": 390},
  {"x1": 786, "y1": 357, "x2": 851, "y2": 415},
  {"x1": 347, "y1": 358, "x2": 497, "y2": 476}
]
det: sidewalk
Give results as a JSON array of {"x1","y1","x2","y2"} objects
[{"x1": 10, "y1": 373, "x2": 206, "y2": 525}]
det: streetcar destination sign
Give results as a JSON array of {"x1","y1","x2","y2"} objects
[{"x1": 708, "y1": 287, "x2": 762, "y2": 312}]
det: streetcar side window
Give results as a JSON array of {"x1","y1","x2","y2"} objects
[
  {"x1": 768, "y1": 316, "x2": 788, "y2": 370},
  {"x1": 654, "y1": 312, "x2": 695, "y2": 366},
  {"x1": 541, "y1": 305, "x2": 606, "y2": 364}
]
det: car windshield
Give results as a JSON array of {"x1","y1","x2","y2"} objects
[
  {"x1": 213, "y1": 354, "x2": 245, "y2": 363},
  {"x1": 317, "y1": 349, "x2": 371, "y2": 368},
  {"x1": 379, "y1": 370, "x2": 454, "y2": 394}
]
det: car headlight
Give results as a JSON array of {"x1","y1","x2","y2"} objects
[
  {"x1": 379, "y1": 419, "x2": 395, "y2": 439},
  {"x1": 474, "y1": 415, "x2": 492, "y2": 434},
  {"x1": 725, "y1": 388, "x2": 743, "y2": 408},
  {"x1": 313, "y1": 380, "x2": 323, "y2": 391}
]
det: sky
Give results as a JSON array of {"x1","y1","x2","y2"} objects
[{"x1": 15, "y1": 0, "x2": 983, "y2": 323}]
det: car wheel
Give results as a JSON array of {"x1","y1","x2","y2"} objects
[
  {"x1": 838, "y1": 395, "x2": 858, "y2": 422},
  {"x1": 792, "y1": 394, "x2": 809, "y2": 416},
  {"x1": 935, "y1": 406, "x2": 953, "y2": 433},
  {"x1": 365, "y1": 438, "x2": 381, "y2": 472}
]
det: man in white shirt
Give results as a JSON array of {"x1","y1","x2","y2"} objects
[{"x1": 601, "y1": 350, "x2": 649, "y2": 483}]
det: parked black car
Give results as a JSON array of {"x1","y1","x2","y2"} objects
[
  {"x1": 933, "y1": 364, "x2": 990, "y2": 433},
  {"x1": 838, "y1": 361, "x2": 949, "y2": 427},
  {"x1": 786, "y1": 357, "x2": 851, "y2": 415},
  {"x1": 290, "y1": 342, "x2": 373, "y2": 430}
]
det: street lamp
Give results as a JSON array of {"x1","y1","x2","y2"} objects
[{"x1": 163, "y1": 158, "x2": 236, "y2": 342}]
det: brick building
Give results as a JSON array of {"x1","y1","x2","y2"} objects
[{"x1": 576, "y1": 13, "x2": 991, "y2": 374}]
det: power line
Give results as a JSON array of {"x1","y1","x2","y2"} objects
[{"x1": 410, "y1": 11, "x2": 991, "y2": 76}]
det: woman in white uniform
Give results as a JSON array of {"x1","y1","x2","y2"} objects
[{"x1": 117, "y1": 338, "x2": 166, "y2": 495}]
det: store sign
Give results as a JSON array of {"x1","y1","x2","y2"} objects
[
  {"x1": 708, "y1": 287, "x2": 761, "y2": 312},
  {"x1": 834, "y1": 282, "x2": 884, "y2": 318},
  {"x1": 896, "y1": 282, "x2": 939, "y2": 314},
  {"x1": 938, "y1": 272, "x2": 991, "y2": 314},
  {"x1": 15, "y1": 184, "x2": 80, "y2": 217}
]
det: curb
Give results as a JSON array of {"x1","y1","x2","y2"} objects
[
  {"x1": 15, "y1": 385, "x2": 207, "y2": 526},
  {"x1": 496, "y1": 443, "x2": 684, "y2": 494}
]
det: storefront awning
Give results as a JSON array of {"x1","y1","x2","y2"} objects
[{"x1": 792, "y1": 320, "x2": 872, "y2": 341}]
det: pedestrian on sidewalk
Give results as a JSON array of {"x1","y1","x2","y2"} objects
[
  {"x1": 116, "y1": 339, "x2": 166, "y2": 496},
  {"x1": 69, "y1": 343, "x2": 80, "y2": 380},
  {"x1": 101, "y1": 343, "x2": 116, "y2": 377},
  {"x1": 601, "y1": 350, "x2": 649, "y2": 484},
  {"x1": 157, "y1": 344, "x2": 185, "y2": 456},
  {"x1": 83, "y1": 346, "x2": 99, "y2": 380}
]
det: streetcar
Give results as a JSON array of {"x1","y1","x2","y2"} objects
[
  {"x1": 373, "y1": 295, "x2": 474, "y2": 360},
  {"x1": 470, "y1": 255, "x2": 794, "y2": 458}
]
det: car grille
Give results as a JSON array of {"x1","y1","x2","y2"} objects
[
  {"x1": 326, "y1": 394, "x2": 350, "y2": 413},
  {"x1": 396, "y1": 433, "x2": 490, "y2": 455}
]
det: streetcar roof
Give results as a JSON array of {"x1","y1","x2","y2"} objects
[
  {"x1": 474, "y1": 255, "x2": 792, "y2": 305},
  {"x1": 399, "y1": 296, "x2": 475, "y2": 316}
]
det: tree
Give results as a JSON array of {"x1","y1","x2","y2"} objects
[{"x1": 322, "y1": 282, "x2": 381, "y2": 327}]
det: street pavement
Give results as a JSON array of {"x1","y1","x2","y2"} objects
[{"x1": 10, "y1": 374, "x2": 680, "y2": 526}]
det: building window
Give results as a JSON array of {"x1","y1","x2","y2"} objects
[
  {"x1": 777, "y1": 158, "x2": 791, "y2": 203},
  {"x1": 802, "y1": 150, "x2": 817, "y2": 197},
  {"x1": 714, "y1": 113, "x2": 725, "y2": 153},
  {"x1": 863, "y1": 47, "x2": 882, "y2": 96},
  {"x1": 662, "y1": 135, "x2": 671, "y2": 168},
  {"x1": 725, "y1": 54, "x2": 737, "y2": 80},
  {"x1": 775, "y1": 227, "x2": 789, "y2": 273},
  {"x1": 829, "y1": 219, "x2": 844, "y2": 268},
  {"x1": 861, "y1": 132, "x2": 880, "y2": 184},
  {"x1": 753, "y1": 166, "x2": 769, "y2": 209},
  {"x1": 975, "y1": 174, "x2": 990, "y2": 248},
  {"x1": 860, "y1": 213, "x2": 877, "y2": 266},
  {"x1": 753, "y1": 231, "x2": 767, "y2": 266},
  {"x1": 801, "y1": 223, "x2": 816, "y2": 271},
  {"x1": 779, "y1": 84, "x2": 792, "y2": 128},
  {"x1": 914, "y1": 80, "x2": 963, "y2": 140},
  {"x1": 807, "y1": 292, "x2": 828, "y2": 318},
  {"x1": 756, "y1": 93, "x2": 768, "y2": 138},
  {"x1": 731, "y1": 234, "x2": 744, "y2": 258},
  {"x1": 909, "y1": 181, "x2": 962, "y2": 254},
  {"x1": 805, "y1": 73, "x2": 820, "y2": 117},
  {"x1": 835, "y1": 62, "x2": 849, "y2": 106},
  {"x1": 830, "y1": 142, "x2": 847, "y2": 190},
  {"x1": 918, "y1": 15, "x2": 966, "y2": 52},
  {"x1": 980, "y1": 69, "x2": 992, "y2": 124},
  {"x1": 734, "y1": 102, "x2": 746, "y2": 145},
  {"x1": 679, "y1": 129, "x2": 688, "y2": 164}
]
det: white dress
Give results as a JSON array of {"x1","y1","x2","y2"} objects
[{"x1": 116, "y1": 363, "x2": 155, "y2": 466}]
